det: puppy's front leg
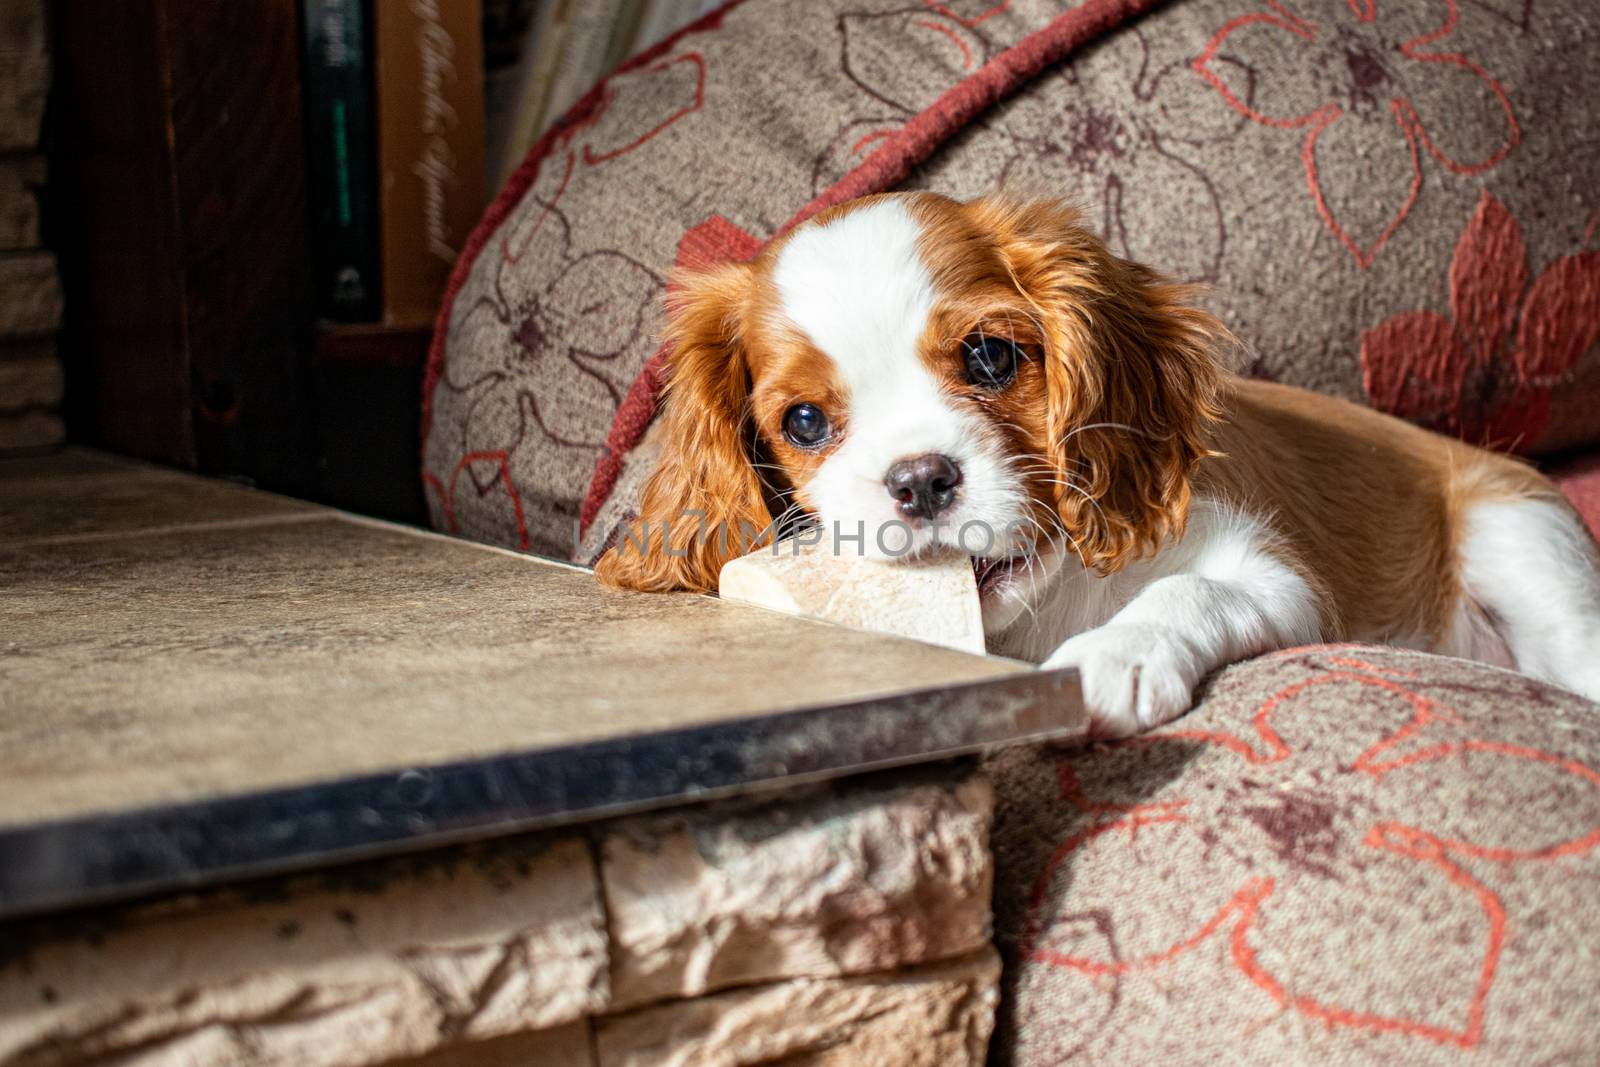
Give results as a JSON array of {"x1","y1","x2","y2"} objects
[{"x1": 1043, "y1": 528, "x2": 1323, "y2": 736}]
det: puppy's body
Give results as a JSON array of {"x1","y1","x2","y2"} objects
[
  {"x1": 597, "y1": 192, "x2": 1600, "y2": 732},
  {"x1": 1200, "y1": 377, "x2": 1542, "y2": 653},
  {"x1": 1002, "y1": 376, "x2": 1600, "y2": 730}
]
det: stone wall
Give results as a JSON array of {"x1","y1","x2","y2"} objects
[
  {"x1": 0, "y1": 767, "x2": 1000, "y2": 1066},
  {"x1": 0, "y1": 0, "x2": 62, "y2": 452}
]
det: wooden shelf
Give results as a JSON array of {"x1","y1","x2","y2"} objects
[{"x1": 50, "y1": 1, "x2": 431, "y2": 525}]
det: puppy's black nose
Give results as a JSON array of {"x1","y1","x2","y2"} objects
[{"x1": 885, "y1": 453, "x2": 962, "y2": 520}]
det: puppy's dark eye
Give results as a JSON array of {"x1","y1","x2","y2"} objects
[
  {"x1": 962, "y1": 334, "x2": 1019, "y2": 390},
  {"x1": 782, "y1": 403, "x2": 832, "y2": 448}
]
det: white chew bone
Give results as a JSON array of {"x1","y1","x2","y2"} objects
[{"x1": 717, "y1": 537, "x2": 986, "y2": 655}]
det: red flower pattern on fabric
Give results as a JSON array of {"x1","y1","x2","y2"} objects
[
  {"x1": 423, "y1": 450, "x2": 531, "y2": 552},
  {"x1": 820, "y1": 23, "x2": 1247, "y2": 283},
  {"x1": 1015, "y1": 647, "x2": 1600, "y2": 1056},
  {"x1": 424, "y1": 34, "x2": 712, "y2": 547},
  {"x1": 1194, "y1": 0, "x2": 1520, "y2": 268},
  {"x1": 580, "y1": 215, "x2": 764, "y2": 534},
  {"x1": 1360, "y1": 191, "x2": 1600, "y2": 449},
  {"x1": 920, "y1": 0, "x2": 1011, "y2": 27},
  {"x1": 458, "y1": 202, "x2": 662, "y2": 458},
  {"x1": 977, "y1": 31, "x2": 1247, "y2": 283},
  {"x1": 579, "y1": 52, "x2": 707, "y2": 165},
  {"x1": 432, "y1": 196, "x2": 663, "y2": 550}
]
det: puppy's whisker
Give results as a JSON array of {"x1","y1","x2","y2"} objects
[
  {"x1": 1032, "y1": 476, "x2": 1112, "y2": 533},
  {"x1": 759, "y1": 500, "x2": 813, "y2": 544},
  {"x1": 1061, "y1": 421, "x2": 1157, "y2": 443},
  {"x1": 1011, "y1": 465, "x2": 1101, "y2": 495},
  {"x1": 1029, "y1": 510, "x2": 1088, "y2": 574}
]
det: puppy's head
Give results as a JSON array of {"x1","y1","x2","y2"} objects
[{"x1": 596, "y1": 193, "x2": 1224, "y2": 627}]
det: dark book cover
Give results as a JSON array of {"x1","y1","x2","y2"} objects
[{"x1": 301, "y1": 0, "x2": 381, "y2": 322}]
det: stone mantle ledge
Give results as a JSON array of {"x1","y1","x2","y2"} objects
[{"x1": 0, "y1": 765, "x2": 998, "y2": 1066}]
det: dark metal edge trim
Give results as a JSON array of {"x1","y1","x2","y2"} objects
[{"x1": 0, "y1": 668, "x2": 1081, "y2": 920}]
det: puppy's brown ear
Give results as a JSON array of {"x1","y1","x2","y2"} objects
[
  {"x1": 979, "y1": 198, "x2": 1225, "y2": 573},
  {"x1": 595, "y1": 262, "x2": 773, "y2": 592}
]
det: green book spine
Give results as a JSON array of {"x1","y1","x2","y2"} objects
[{"x1": 301, "y1": 0, "x2": 381, "y2": 322}]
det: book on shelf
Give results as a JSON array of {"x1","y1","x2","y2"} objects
[
  {"x1": 373, "y1": 0, "x2": 486, "y2": 328},
  {"x1": 300, "y1": 0, "x2": 382, "y2": 323},
  {"x1": 303, "y1": 1, "x2": 716, "y2": 332}
]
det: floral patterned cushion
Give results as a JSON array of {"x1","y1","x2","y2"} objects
[
  {"x1": 421, "y1": 7, "x2": 1600, "y2": 1059},
  {"x1": 421, "y1": 0, "x2": 1600, "y2": 562},
  {"x1": 987, "y1": 644, "x2": 1600, "y2": 1065}
]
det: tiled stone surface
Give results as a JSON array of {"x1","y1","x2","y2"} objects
[
  {"x1": 0, "y1": 448, "x2": 325, "y2": 546},
  {"x1": 604, "y1": 773, "x2": 994, "y2": 1009},
  {"x1": 0, "y1": 836, "x2": 606, "y2": 1066},
  {"x1": 0, "y1": 447, "x2": 132, "y2": 481},
  {"x1": 0, "y1": 511, "x2": 1027, "y2": 827},
  {"x1": 1, "y1": 451, "x2": 1019, "y2": 1064},
  {"x1": 594, "y1": 948, "x2": 1003, "y2": 1067}
]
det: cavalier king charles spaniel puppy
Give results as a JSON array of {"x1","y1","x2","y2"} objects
[{"x1": 597, "y1": 192, "x2": 1600, "y2": 735}]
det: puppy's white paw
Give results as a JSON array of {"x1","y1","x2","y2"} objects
[{"x1": 1042, "y1": 623, "x2": 1204, "y2": 737}]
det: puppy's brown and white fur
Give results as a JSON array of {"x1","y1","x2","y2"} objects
[{"x1": 598, "y1": 193, "x2": 1600, "y2": 734}]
